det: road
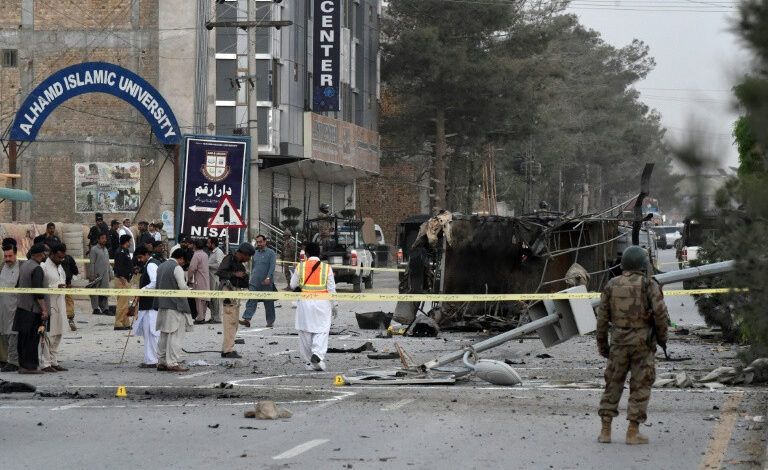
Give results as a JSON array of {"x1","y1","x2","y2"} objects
[{"x1": 1, "y1": 248, "x2": 765, "y2": 469}]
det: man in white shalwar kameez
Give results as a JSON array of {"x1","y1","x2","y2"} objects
[
  {"x1": 289, "y1": 242, "x2": 338, "y2": 371},
  {"x1": 133, "y1": 247, "x2": 161, "y2": 367},
  {"x1": 40, "y1": 244, "x2": 68, "y2": 372}
]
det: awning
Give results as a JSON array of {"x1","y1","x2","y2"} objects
[{"x1": 0, "y1": 187, "x2": 33, "y2": 202}]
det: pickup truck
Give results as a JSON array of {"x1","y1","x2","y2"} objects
[{"x1": 307, "y1": 216, "x2": 375, "y2": 293}]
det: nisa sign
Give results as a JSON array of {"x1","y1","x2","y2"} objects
[
  {"x1": 313, "y1": 0, "x2": 340, "y2": 112},
  {"x1": 10, "y1": 62, "x2": 181, "y2": 145}
]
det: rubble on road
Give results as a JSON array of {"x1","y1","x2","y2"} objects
[
  {"x1": 653, "y1": 357, "x2": 768, "y2": 388},
  {"x1": 244, "y1": 401, "x2": 292, "y2": 419},
  {"x1": 328, "y1": 342, "x2": 376, "y2": 354},
  {"x1": 0, "y1": 380, "x2": 36, "y2": 393}
]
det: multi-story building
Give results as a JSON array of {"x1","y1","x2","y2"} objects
[{"x1": 0, "y1": 0, "x2": 380, "y2": 234}]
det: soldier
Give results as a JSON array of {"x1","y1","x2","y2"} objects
[
  {"x1": 317, "y1": 203, "x2": 332, "y2": 252},
  {"x1": 596, "y1": 245, "x2": 669, "y2": 445},
  {"x1": 281, "y1": 229, "x2": 298, "y2": 288}
]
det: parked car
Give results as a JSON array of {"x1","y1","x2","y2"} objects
[
  {"x1": 651, "y1": 225, "x2": 682, "y2": 249},
  {"x1": 307, "y1": 216, "x2": 374, "y2": 292},
  {"x1": 614, "y1": 225, "x2": 659, "y2": 273},
  {"x1": 679, "y1": 215, "x2": 719, "y2": 266}
]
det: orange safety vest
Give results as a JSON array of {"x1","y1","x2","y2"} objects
[{"x1": 296, "y1": 259, "x2": 329, "y2": 293}]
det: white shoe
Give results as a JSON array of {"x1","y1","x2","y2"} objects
[
  {"x1": 313, "y1": 360, "x2": 326, "y2": 371},
  {"x1": 304, "y1": 363, "x2": 314, "y2": 371}
]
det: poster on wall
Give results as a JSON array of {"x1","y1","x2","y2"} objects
[
  {"x1": 177, "y1": 135, "x2": 250, "y2": 246},
  {"x1": 74, "y1": 162, "x2": 140, "y2": 213}
]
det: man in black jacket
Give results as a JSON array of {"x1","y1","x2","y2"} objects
[
  {"x1": 217, "y1": 242, "x2": 254, "y2": 358},
  {"x1": 113, "y1": 234, "x2": 134, "y2": 331},
  {"x1": 108, "y1": 219, "x2": 121, "y2": 258},
  {"x1": 87, "y1": 213, "x2": 110, "y2": 248}
]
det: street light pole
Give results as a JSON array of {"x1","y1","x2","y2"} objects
[
  {"x1": 247, "y1": 0, "x2": 259, "y2": 236},
  {"x1": 205, "y1": 3, "x2": 292, "y2": 239}
]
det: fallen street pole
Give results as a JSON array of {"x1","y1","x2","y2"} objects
[
  {"x1": 420, "y1": 313, "x2": 563, "y2": 371},
  {"x1": 590, "y1": 259, "x2": 736, "y2": 307},
  {"x1": 427, "y1": 260, "x2": 737, "y2": 371}
]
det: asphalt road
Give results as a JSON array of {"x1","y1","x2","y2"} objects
[{"x1": 1, "y1": 248, "x2": 765, "y2": 469}]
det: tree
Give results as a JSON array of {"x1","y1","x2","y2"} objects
[{"x1": 382, "y1": 0, "x2": 524, "y2": 211}]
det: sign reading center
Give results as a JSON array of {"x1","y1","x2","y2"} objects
[{"x1": 313, "y1": 0, "x2": 340, "y2": 111}]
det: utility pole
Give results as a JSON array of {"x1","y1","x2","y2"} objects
[
  {"x1": 247, "y1": 0, "x2": 259, "y2": 235},
  {"x1": 205, "y1": 2, "x2": 292, "y2": 235}
]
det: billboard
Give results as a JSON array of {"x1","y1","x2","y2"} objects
[
  {"x1": 74, "y1": 162, "x2": 140, "y2": 213},
  {"x1": 177, "y1": 135, "x2": 249, "y2": 245},
  {"x1": 313, "y1": 0, "x2": 341, "y2": 111}
]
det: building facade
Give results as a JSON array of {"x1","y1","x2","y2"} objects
[{"x1": 0, "y1": 0, "x2": 380, "y2": 235}]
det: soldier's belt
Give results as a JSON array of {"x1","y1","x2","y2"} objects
[{"x1": 0, "y1": 287, "x2": 747, "y2": 302}]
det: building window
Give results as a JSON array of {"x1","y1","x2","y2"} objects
[{"x1": 2, "y1": 49, "x2": 17, "y2": 68}]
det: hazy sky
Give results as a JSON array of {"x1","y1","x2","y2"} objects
[{"x1": 567, "y1": 1, "x2": 752, "y2": 170}]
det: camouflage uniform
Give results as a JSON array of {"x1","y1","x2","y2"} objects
[
  {"x1": 597, "y1": 270, "x2": 669, "y2": 423},
  {"x1": 282, "y1": 237, "x2": 297, "y2": 285}
]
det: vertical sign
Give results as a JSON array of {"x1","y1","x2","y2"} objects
[
  {"x1": 313, "y1": 0, "x2": 341, "y2": 111},
  {"x1": 177, "y1": 135, "x2": 250, "y2": 246}
]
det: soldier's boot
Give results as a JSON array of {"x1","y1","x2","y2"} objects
[
  {"x1": 597, "y1": 417, "x2": 612, "y2": 444},
  {"x1": 626, "y1": 421, "x2": 649, "y2": 445}
]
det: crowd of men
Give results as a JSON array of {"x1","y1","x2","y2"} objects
[{"x1": 0, "y1": 214, "x2": 336, "y2": 375}]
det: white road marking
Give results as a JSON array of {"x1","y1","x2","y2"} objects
[
  {"x1": 178, "y1": 370, "x2": 215, "y2": 380},
  {"x1": 338, "y1": 334, "x2": 352, "y2": 340},
  {"x1": 380, "y1": 398, "x2": 415, "y2": 411},
  {"x1": 50, "y1": 402, "x2": 90, "y2": 411},
  {"x1": 272, "y1": 439, "x2": 329, "y2": 460}
]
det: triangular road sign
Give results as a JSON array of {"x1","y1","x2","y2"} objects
[{"x1": 207, "y1": 194, "x2": 247, "y2": 229}]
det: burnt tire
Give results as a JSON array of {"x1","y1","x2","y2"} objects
[
  {"x1": 364, "y1": 270, "x2": 373, "y2": 289},
  {"x1": 352, "y1": 275, "x2": 362, "y2": 293}
]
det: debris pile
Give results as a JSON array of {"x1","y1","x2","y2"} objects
[
  {"x1": 653, "y1": 358, "x2": 768, "y2": 388},
  {"x1": 244, "y1": 401, "x2": 292, "y2": 419}
]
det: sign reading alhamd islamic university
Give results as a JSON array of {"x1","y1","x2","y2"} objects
[
  {"x1": 10, "y1": 62, "x2": 180, "y2": 144},
  {"x1": 313, "y1": 0, "x2": 341, "y2": 111},
  {"x1": 177, "y1": 135, "x2": 250, "y2": 246}
]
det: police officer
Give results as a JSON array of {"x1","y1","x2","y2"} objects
[
  {"x1": 596, "y1": 245, "x2": 669, "y2": 445},
  {"x1": 216, "y1": 242, "x2": 254, "y2": 358}
]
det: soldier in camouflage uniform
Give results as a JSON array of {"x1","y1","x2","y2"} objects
[{"x1": 596, "y1": 245, "x2": 669, "y2": 445}]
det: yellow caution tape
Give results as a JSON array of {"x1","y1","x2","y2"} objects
[
  {"x1": 73, "y1": 258, "x2": 404, "y2": 272},
  {"x1": 276, "y1": 259, "x2": 404, "y2": 273},
  {"x1": 75, "y1": 258, "x2": 113, "y2": 264},
  {"x1": 0, "y1": 287, "x2": 747, "y2": 302}
]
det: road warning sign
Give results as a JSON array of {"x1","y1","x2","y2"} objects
[{"x1": 208, "y1": 194, "x2": 246, "y2": 229}]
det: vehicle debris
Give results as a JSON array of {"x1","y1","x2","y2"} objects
[{"x1": 355, "y1": 311, "x2": 393, "y2": 330}]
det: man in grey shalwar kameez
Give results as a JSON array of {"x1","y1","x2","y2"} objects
[
  {"x1": 88, "y1": 232, "x2": 112, "y2": 315},
  {"x1": 154, "y1": 249, "x2": 193, "y2": 372},
  {"x1": 0, "y1": 239, "x2": 21, "y2": 372}
]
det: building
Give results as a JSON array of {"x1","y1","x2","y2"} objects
[{"x1": 0, "y1": 0, "x2": 380, "y2": 236}]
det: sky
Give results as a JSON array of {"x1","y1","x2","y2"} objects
[{"x1": 566, "y1": 0, "x2": 752, "y2": 170}]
